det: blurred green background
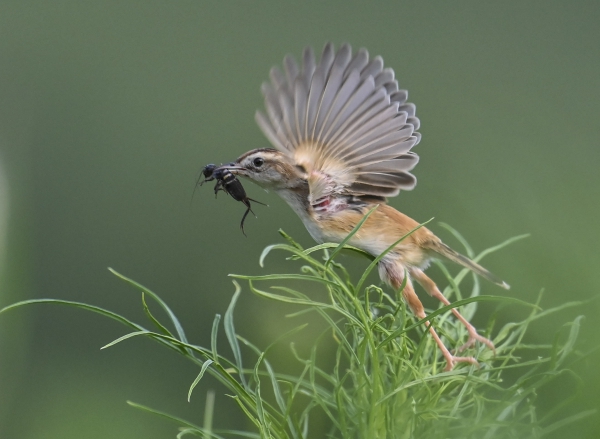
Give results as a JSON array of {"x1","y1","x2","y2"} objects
[{"x1": 1, "y1": 0, "x2": 599, "y2": 437}]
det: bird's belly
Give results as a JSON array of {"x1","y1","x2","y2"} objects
[
  {"x1": 349, "y1": 234, "x2": 429, "y2": 267},
  {"x1": 301, "y1": 216, "x2": 424, "y2": 264},
  {"x1": 320, "y1": 218, "x2": 428, "y2": 268},
  {"x1": 276, "y1": 189, "x2": 427, "y2": 267}
]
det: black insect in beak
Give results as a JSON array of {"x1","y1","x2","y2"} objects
[{"x1": 197, "y1": 163, "x2": 266, "y2": 236}]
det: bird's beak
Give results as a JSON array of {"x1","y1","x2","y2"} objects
[{"x1": 214, "y1": 163, "x2": 247, "y2": 176}]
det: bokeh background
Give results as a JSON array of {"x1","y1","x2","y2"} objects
[{"x1": 1, "y1": 1, "x2": 599, "y2": 437}]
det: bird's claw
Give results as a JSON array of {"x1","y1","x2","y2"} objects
[
  {"x1": 454, "y1": 329, "x2": 496, "y2": 355},
  {"x1": 443, "y1": 354, "x2": 480, "y2": 372}
]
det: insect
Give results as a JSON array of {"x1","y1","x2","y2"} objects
[{"x1": 198, "y1": 163, "x2": 266, "y2": 236}]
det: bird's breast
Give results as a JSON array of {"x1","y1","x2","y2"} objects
[{"x1": 314, "y1": 204, "x2": 431, "y2": 267}]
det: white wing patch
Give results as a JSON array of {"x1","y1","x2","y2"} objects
[{"x1": 255, "y1": 43, "x2": 421, "y2": 202}]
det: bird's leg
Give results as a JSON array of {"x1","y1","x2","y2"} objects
[
  {"x1": 410, "y1": 267, "x2": 495, "y2": 354},
  {"x1": 378, "y1": 260, "x2": 478, "y2": 371},
  {"x1": 401, "y1": 278, "x2": 479, "y2": 371}
]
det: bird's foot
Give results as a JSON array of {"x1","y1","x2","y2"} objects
[
  {"x1": 455, "y1": 326, "x2": 496, "y2": 354},
  {"x1": 442, "y1": 353, "x2": 480, "y2": 372},
  {"x1": 425, "y1": 323, "x2": 481, "y2": 371}
]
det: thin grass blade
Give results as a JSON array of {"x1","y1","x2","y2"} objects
[
  {"x1": 555, "y1": 315, "x2": 584, "y2": 368},
  {"x1": 378, "y1": 295, "x2": 539, "y2": 348},
  {"x1": 126, "y1": 401, "x2": 213, "y2": 436},
  {"x1": 142, "y1": 292, "x2": 174, "y2": 337},
  {"x1": 101, "y1": 330, "x2": 150, "y2": 350},
  {"x1": 231, "y1": 273, "x2": 341, "y2": 288},
  {"x1": 224, "y1": 282, "x2": 247, "y2": 388},
  {"x1": 1, "y1": 299, "x2": 142, "y2": 331},
  {"x1": 297, "y1": 243, "x2": 373, "y2": 260},
  {"x1": 325, "y1": 205, "x2": 379, "y2": 267},
  {"x1": 188, "y1": 360, "x2": 214, "y2": 402},
  {"x1": 473, "y1": 234, "x2": 530, "y2": 263},
  {"x1": 278, "y1": 229, "x2": 303, "y2": 249},
  {"x1": 211, "y1": 314, "x2": 221, "y2": 363},
  {"x1": 356, "y1": 218, "x2": 433, "y2": 292},
  {"x1": 108, "y1": 268, "x2": 189, "y2": 344}
]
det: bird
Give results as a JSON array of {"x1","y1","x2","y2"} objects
[{"x1": 213, "y1": 43, "x2": 509, "y2": 371}]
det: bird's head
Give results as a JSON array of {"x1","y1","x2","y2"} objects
[{"x1": 215, "y1": 148, "x2": 306, "y2": 191}]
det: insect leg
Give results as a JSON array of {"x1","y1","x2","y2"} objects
[
  {"x1": 239, "y1": 205, "x2": 252, "y2": 236},
  {"x1": 247, "y1": 197, "x2": 268, "y2": 207},
  {"x1": 239, "y1": 198, "x2": 259, "y2": 236},
  {"x1": 213, "y1": 180, "x2": 224, "y2": 198}
]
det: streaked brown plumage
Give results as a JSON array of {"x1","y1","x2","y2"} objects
[{"x1": 213, "y1": 43, "x2": 509, "y2": 371}]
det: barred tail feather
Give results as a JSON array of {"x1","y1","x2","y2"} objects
[{"x1": 432, "y1": 243, "x2": 510, "y2": 290}]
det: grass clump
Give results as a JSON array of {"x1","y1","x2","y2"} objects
[{"x1": 1, "y1": 221, "x2": 593, "y2": 438}]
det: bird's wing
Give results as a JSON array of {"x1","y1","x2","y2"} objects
[{"x1": 255, "y1": 43, "x2": 421, "y2": 204}]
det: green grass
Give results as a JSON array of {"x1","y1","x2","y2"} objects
[{"x1": 1, "y1": 220, "x2": 593, "y2": 438}]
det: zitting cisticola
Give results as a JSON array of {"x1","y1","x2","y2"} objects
[{"x1": 214, "y1": 43, "x2": 509, "y2": 371}]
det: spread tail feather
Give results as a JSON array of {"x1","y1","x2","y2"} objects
[{"x1": 431, "y1": 242, "x2": 510, "y2": 290}]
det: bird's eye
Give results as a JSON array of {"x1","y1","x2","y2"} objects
[{"x1": 253, "y1": 157, "x2": 264, "y2": 167}]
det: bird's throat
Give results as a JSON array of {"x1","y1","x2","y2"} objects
[{"x1": 274, "y1": 187, "x2": 328, "y2": 243}]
